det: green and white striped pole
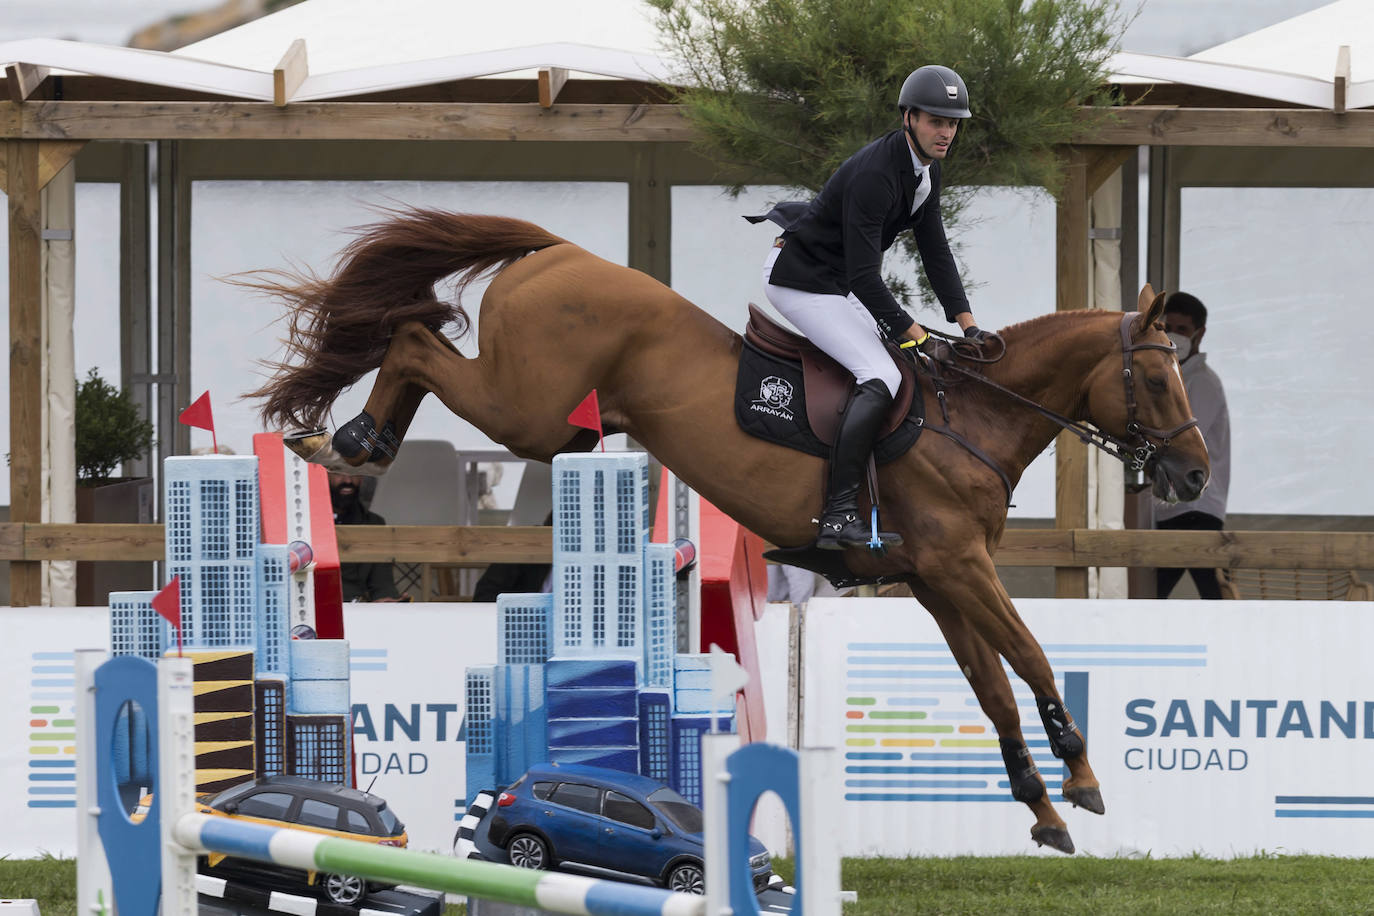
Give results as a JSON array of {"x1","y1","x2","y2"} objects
[{"x1": 171, "y1": 811, "x2": 706, "y2": 916}]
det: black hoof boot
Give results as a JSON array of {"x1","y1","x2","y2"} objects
[
  {"x1": 332, "y1": 411, "x2": 399, "y2": 466},
  {"x1": 1037, "y1": 696, "x2": 1084, "y2": 759},
  {"x1": 999, "y1": 738, "x2": 1044, "y2": 803}
]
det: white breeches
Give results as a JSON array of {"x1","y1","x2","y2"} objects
[{"x1": 762, "y1": 245, "x2": 901, "y2": 399}]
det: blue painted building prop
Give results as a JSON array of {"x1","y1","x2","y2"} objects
[
  {"x1": 467, "y1": 452, "x2": 734, "y2": 805},
  {"x1": 107, "y1": 453, "x2": 351, "y2": 793}
]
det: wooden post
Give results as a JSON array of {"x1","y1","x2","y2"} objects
[
  {"x1": 628, "y1": 144, "x2": 671, "y2": 285},
  {"x1": 8, "y1": 140, "x2": 43, "y2": 604},
  {"x1": 120, "y1": 143, "x2": 155, "y2": 477},
  {"x1": 1054, "y1": 147, "x2": 1090, "y2": 598}
]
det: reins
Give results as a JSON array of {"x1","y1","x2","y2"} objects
[{"x1": 913, "y1": 312, "x2": 1199, "y2": 499}]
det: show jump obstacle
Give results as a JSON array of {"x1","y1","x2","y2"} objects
[
  {"x1": 74, "y1": 439, "x2": 842, "y2": 916},
  {"x1": 77, "y1": 648, "x2": 841, "y2": 916}
]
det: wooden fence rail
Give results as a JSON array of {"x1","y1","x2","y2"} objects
[{"x1": 1, "y1": 523, "x2": 1370, "y2": 569}]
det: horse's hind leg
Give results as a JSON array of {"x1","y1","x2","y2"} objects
[
  {"x1": 285, "y1": 324, "x2": 455, "y2": 473},
  {"x1": 918, "y1": 551, "x2": 1104, "y2": 821},
  {"x1": 910, "y1": 580, "x2": 1077, "y2": 854},
  {"x1": 319, "y1": 320, "x2": 591, "y2": 470}
]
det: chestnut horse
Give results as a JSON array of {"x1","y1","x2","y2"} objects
[{"x1": 249, "y1": 210, "x2": 1209, "y2": 854}]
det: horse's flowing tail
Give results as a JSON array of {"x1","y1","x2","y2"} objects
[{"x1": 246, "y1": 209, "x2": 567, "y2": 430}]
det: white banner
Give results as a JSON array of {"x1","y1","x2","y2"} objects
[
  {"x1": 3, "y1": 603, "x2": 498, "y2": 859},
  {"x1": 4, "y1": 607, "x2": 110, "y2": 859},
  {"x1": 345, "y1": 602, "x2": 497, "y2": 853},
  {"x1": 802, "y1": 597, "x2": 1374, "y2": 857}
]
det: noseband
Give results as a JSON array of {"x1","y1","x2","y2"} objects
[
  {"x1": 1113, "y1": 311, "x2": 1199, "y2": 472},
  {"x1": 924, "y1": 311, "x2": 1199, "y2": 476}
]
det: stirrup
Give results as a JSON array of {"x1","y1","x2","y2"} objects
[
  {"x1": 864, "y1": 505, "x2": 903, "y2": 555},
  {"x1": 815, "y1": 509, "x2": 901, "y2": 552}
]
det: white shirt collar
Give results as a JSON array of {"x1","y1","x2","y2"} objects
[{"x1": 908, "y1": 142, "x2": 930, "y2": 180}]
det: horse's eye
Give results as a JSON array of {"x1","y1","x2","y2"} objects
[{"x1": 1145, "y1": 375, "x2": 1168, "y2": 393}]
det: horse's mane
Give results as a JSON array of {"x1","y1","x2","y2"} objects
[
  {"x1": 995, "y1": 308, "x2": 1107, "y2": 342},
  {"x1": 950, "y1": 309, "x2": 1118, "y2": 414}
]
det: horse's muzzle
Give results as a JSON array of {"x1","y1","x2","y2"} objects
[{"x1": 1151, "y1": 453, "x2": 1208, "y2": 504}]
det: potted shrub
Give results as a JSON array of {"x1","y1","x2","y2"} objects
[{"x1": 75, "y1": 368, "x2": 156, "y2": 605}]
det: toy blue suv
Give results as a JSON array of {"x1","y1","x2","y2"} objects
[{"x1": 486, "y1": 762, "x2": 773, "y2": 895}]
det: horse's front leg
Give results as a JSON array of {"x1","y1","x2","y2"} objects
[
  {"x1": 916, "y1": 551, "x2": 1105, "y2": 825},
  {"x1": 909, "y1": 579, "x2": 1077, "y2": 853}
]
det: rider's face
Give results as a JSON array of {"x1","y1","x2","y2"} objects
[{"x1": 907, "y1": 110, "x2": 960, "y2": 161}]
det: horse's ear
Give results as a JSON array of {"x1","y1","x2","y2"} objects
[
  {"x1": 1143, "y1": 290, "x2": 1168, "y2": 328},
  {"x1": 1136, "y1": 283, "x2": 1156, "y2": 313}
]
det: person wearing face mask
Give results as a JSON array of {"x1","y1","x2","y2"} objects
[
  {"x1": 1154, "y1": 292, "x2": 1230, "y2": 599},
  {"x1": 329, "y1": 470, "x2": 408, "y2": 602}
]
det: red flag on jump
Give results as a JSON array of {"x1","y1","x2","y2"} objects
[
  {"x1": 179, "y1": 391, "x2": 218, "y2": 454},
  {"x1": 152, "y1": 576, "x2": 183, "y2": 656},
  {"x1": 567, "y1": 389, "x2": 605, "y2": 452}
]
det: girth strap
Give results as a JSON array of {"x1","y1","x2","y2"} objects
[{"x1": 919, "y1": 419, "x2": 1015, "y2": 506}]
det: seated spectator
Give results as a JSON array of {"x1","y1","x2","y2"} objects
[{"x1": 329, "y1": 471, "x2": 408, "y2": 602}]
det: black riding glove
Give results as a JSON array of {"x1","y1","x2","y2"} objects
[
  {"x1": 964, "y1": 325, "x2": 992, "y2": 343},
  {"x1": 918, "y1": 334, "x2": 943, "y2": 359}
]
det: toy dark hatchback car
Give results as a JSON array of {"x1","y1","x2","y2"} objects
[
  {"x1": 197, "y1": 775, "x2": 408, "y2": 906},
  {"x1": 486, "y1": 762, "x2": 772, "y2": 895}
]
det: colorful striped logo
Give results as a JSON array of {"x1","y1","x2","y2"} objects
[
  {"x1": 842, "y1": 642, "x2": 1207, "y2": 803},
  {"x1": 28, "y1": 651, "x2": 77, "y2": 809}
]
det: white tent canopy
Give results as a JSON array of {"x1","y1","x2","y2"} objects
[{"x1": 0, "y1": 0, "x2": 1369, "y2": 108}]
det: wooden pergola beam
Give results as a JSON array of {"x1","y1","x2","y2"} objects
[
  {"x1": 0, "y1": 101, "x2": 694, "y2": 142},
  {"x1": 273, "y1": 39, "x2": 309, "y2": 108},
  {"x1": 1334, "y1": 45, "x2": 1351, "y2": 114},
  {"x1": 538, "y1": 67, "x2": 569, "y2": 108},
  {"x1": 5, "y1": 63, "x2": 50, "y2": 105},
  {"x1": 3, "y1": 103, "x2": 1374, "y2": 145},
  {"x1": 3, "y1": 523, "x2": 1368, "y2": 570},
  {"x1": 1076, "y1": 106, "x2": 1374, "y2": 146},
  {"x1": 1085, "y1": 145, "x2": 1135, "y2": 195},
  {"x1": 1054, "y1": 146, "x2": 1090, "y2": 598},
  {"x1": 0, "y1": 139, "x2": 85, "y2": 195},
  {"x1": 6, "y1": 140, "x2": 42, "y2": 605}
]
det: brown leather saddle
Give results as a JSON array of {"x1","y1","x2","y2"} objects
[{"x1": 743, "y1": 303, "x2": 917, "y2": 444}]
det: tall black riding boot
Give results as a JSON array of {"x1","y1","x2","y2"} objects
[{"x1": 816, "y1": 379, "x2": 893, "y2": 550}]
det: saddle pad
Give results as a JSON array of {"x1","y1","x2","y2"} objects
[{"x1": 734, "y1": 341, "x2": 924, "y2": 464}]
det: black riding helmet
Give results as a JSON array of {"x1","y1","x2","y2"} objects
[{"x1": 898, "y1": 65, "x2": 972, "y2": 119}]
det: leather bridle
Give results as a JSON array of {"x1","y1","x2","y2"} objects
[
  {"x1": 1111, "y1": 311, "x2": 1199, "y2": 472},
  {"x1": 926, "y1": 311, "x2": 1199, "y2": 475}
]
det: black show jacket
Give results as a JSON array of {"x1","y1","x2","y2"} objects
[{"x1": 749, "y1": 129, "x2": 970, "y2": 340}]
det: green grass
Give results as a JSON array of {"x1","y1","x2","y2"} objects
[
  {"x1": 8, "y1": 854, "x2": 1374, "y2": 915},
  {"x1": 0, "y1": 855, "x2": 77, "y2": 914}
]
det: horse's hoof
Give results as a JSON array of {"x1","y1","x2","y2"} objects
[
  {"x1": 1064, "y1": 783, "x2": 1105, "y2": 815},
  {"x1": 1030, "y1": 824, "x2": 1075, "y2": 855},
  {"x1": 282, "y1": 429, "x2": 390, "y2": 477},
  {"x1": 284, "y1": 429, "x2": 332, "y2": 463}
]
